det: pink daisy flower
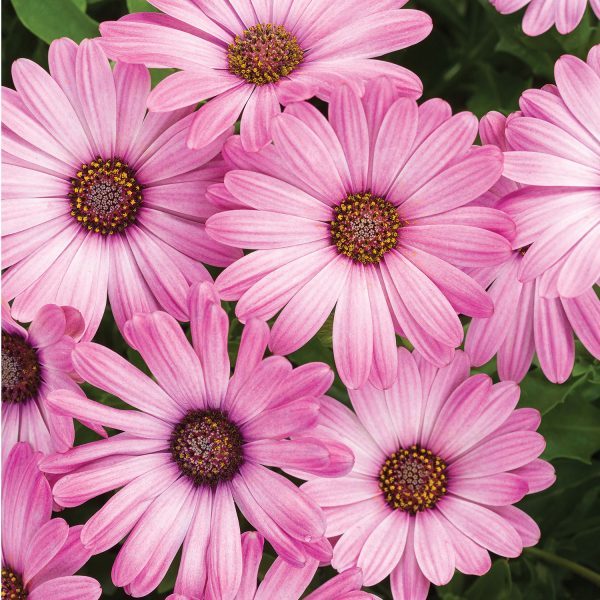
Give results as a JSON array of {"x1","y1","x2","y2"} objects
[
  {"x1": 41, "y1": 282, "x2": 352, "y2": 599},
  {"x1": 1, "y1": 300, "x2": 103, "y2": 463},
  {"x1": 205, "y1": 80, "x2": 513, "y2": 389},
  {"x1": 497, "y1": 47, "x2": 600, "y2": 345},
  {"x1": 168, "y1": 531, "x2": 380, "y2": 600},
  {"x1": 2, "y1": 38, "x2": 240, "y2": 341},
  {"x1": 99, "y1": 0, "x2": 432, "y2": 152},
  {"x1": 490, "y1": 0, "x2": 600, "y2": 36},
  {"x1": 465, "y1": 110, "x2": 600, "y2": 382},
  {"x1": 1, "y1": 443, "x2": 101, "y2": 600},
  {"x1": 299, "y1": 348, "x2": 555, "y2": 600}
]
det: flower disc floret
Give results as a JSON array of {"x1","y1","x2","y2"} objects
[
  {"x1": 1, "y1": 568, "x2": 27, "y2": 600},
  {"x1": 378, "y1": 445, "x2": 448, "y2": 514},
  {"x1": 1, "y1": 333, "x2": 41, "y2": 405},
  {"x1": 170, "y1": 409, "x2": 244, "y2": 486},
  {"x1": 227, "y1": 23, "x2": 304, "y2": 86},
  {"x1": 69, "y1": 157, "x2": 142, "y2": 235},
  {"x1": 330, "y1": 192, "x2": 401, "y2": 264}
]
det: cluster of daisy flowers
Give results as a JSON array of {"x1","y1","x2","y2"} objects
[{"x1": 1, "y1": 0, "x2": 599, "y2": 598}]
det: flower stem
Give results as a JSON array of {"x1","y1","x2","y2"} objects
[{"x1": 525, "y1": 547, "x2": 600, "y2": 588}]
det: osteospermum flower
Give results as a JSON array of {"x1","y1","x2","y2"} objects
[
  {"x1": 1, "y1": 300, "x2": 104, "y2": 463},
  {"x1": 498, "y1": 48, "x2": 600, "y2": 338},
  {"x1": 465, "y1": 111, "x2": 600, "y2": 382},
  {"x1": 205, "y1": 79, "x2": 513, "y2": 388},
  {"x1": 99, "y1": 0, "x2": 432, "y2": 152},
  {"x1": 2, "y1": 38, "x2": 240, "y2": 341},
  {"x1": 167, "y1": 532, "x2": 380, "y2": 600},
  {"x1": 299, "y1": 348, "x2": 555, "y2": 600},
  {"x1": 1, "y1": 443, "x2": 101, "y2": 600},
  {"x1": 41, "y1": 282, "x2": 352, "y2": 599},
  {"x1": 490, "y1": 0, "x2": 600, "y2": 36}
]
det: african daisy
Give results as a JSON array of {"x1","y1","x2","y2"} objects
[
  {"x1": 490, "y1": 0, "x2": 600, "y2": 36},
  {"x1": 206, "y1": 79, "x2": 513, "y2": 389},
  {"x1": 1, "y1": 300, "x2": 104, "y2": 463},
  {"x1": 465, "y1": 110, "x2": 600, "y2": 382},
  {"x1": 299, "y1": 348, "x2": 555, "y2": 600},
  {"x1": 2, "y1": 38, "x2": 240, "y2": 341},
  {"x1": 99, "y1": 0, "x2": 432, "y2": 151},
  {"x1": 1, "y1": 442, "x2": 101, "y2": 600},
  {"x1": 41, "y1": 282, "x2": 352, "y2": 599}
]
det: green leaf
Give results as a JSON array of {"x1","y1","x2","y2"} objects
[
  {"x1": 466, "y1": 560, "x2": 513, "y2": 600},
  {"x1": 11, "y1": 0, "x2": 98, "y2": 44},
  {"x1": 127, "y1": 0, "x2": 159, "y2": 12},
  {"x1": 539, "y1": 397, "x2": 600, "y2": 463},
  {"x1": 72, "y1": 0, "x2": 86, "y2": 10}
]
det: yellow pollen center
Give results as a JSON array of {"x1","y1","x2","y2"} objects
[
  {"x1": 330, "y1": 192, "x2": 401, "y2": 264},
  {"x1": 1, "y1": 567, "x2": 27, "y2": 600},
  {"x1": 227, "y1": 23, "x2": 304, "y2": 85},
  {"x1": 170, "y1": 409, "x2": 244, "y2": 487},
  {"x1": 69, "y1": 157, "x2": 142, "y2": 235},
  {"x1": 378, "y1": 445, "x2": 448, "y2": 514}
]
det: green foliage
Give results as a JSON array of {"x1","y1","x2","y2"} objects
[
  {"x1": 10, "y1": 0, "x2": 98, "y2": 45},
  {"x1": 2, "y1": 0, "x2": 600, "y2": 599}
]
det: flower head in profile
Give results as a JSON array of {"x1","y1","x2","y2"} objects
[
  {"x1": 99, "y1": 0, "x2": 432, "y2": 151},
  {"x1": 465, "y1": 108, "x2": 600, "y2": 383},
  {"x1": 167, "y1": 532, "x2": 380, "y2": 600},
  {"x1": 490, "y1": 0, "x2": 600, "y2": 36},
  {"x1": 1, "y1": 443, "x2": 101, "y2": 600},
  {"x1": 2, "y1": 38, "x2": 240, "y2": 341},
  {"x1": 41, "y1": 282, "x2": 352, "y2": 599},
  {"x1": 206, "y1": 80, "x2": 513, "y2": 389},
  {"x1": 1, "y1": 300, "x2": 103, "y2": 463},
  {"x1": 299, "y1": 348, "x2": 554, "y2": 600}
]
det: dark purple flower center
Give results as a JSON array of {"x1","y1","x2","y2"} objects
[
  {"x1": 1, "y1": 567, "x2": 27, "y2": 599},
  {"x1": 378, "y1": 445, "x2": 448, "y2": 514},
  {"x1": 69, "y1": 157, "x2": 142, "y2": 235},
  {"x1": 170, "y1": 409, "x2": 244, "y2": 486},
  {"x1": 227, "y1": 23, "x2": 304, "y2": 85},
  {"x1": 2, "y1": 332, "x2": 41, "y2": 405},
  {"x1": 330, "y1": 192, "x2": 401, "y2": 264}
]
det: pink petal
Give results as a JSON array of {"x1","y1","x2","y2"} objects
[
  {"x1": 175, "y1": 487, "x2": 212, "y2": 597},
  {"x1": 254, "y1": 557, "x2": 316, "y2": 600},
  {"x1": 148, "y1": 69, "x2": 238, "y2": 112},
  {"x1": 72, "y1": 342, "x2": 182, "y2": 421},
  {"x1": 390, "y1": 526, "x2": 430, "y2": 600},
  {"x1": 358, "y1": 510, "x2": 409, "y2": 585},
  {"x1": 497, "y1": 280, "x2": 536, "y2": 382},
  {"x1": 449, "y1": 430, "x2": 545, "y2": 479},
  {"x1": 188, "y1": 84, "x2": 252, "y2": 149},
  {"x1": 28, "y1": 576, "x2": 101, "y2": 600},
  {"x1": 225, "y1": 170, "x2": 331, "y2": 220},
  {"x1": 450, "y1": 473, "x2": 528, "y2": 505},
  {"x1": 401, "y1": 146, "x2": 503, "y2": 218},
  {"x1": 562, "y1": 289, "x2": 600, "y2": 359},
  {"x1": 75, "y1": 40, "x2": 116, "y2": 157},
  {"x1": 333, "y1": 265, "x2": 374, "y2": 389},
  {"x1": 534, "y1": 293, "x2": 575, "y2": 383},
  {"x1": 503, "y1": 151, "x2": 600, "y2": 186},
  {"x1": 111, "y1": 477, "x2": 195, "y2": 588},
  {"x1": 310, "y1": 10, "x2": 432, "y2": 61},
  {"x1": 123, "y1": 311, "x2": 207, "y2": 411},
  {"x1": 414, "y1": 510, "x2": 455, "y2": 585},
  {"x1": 240, "y1": 84, "x2": 281, "y2": 152},
  {"x1": 329, "y1": 85, "x2": 370, "y2": 191},
  {"x1": 269, "y1": 255, "x2": 351, "y2": 356},
  {"x1": 438, "y1": 495, "x2": 523, "y2": 557},
  {"x1": 23, "y1": 518, "x2": 69, "y2": 585},
  {"x1": 47, "y1": 389, "x2": 172, "y2": 439},
  {"x1": 555, "y1": 54, "x2": 600, "y2": 142}
]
